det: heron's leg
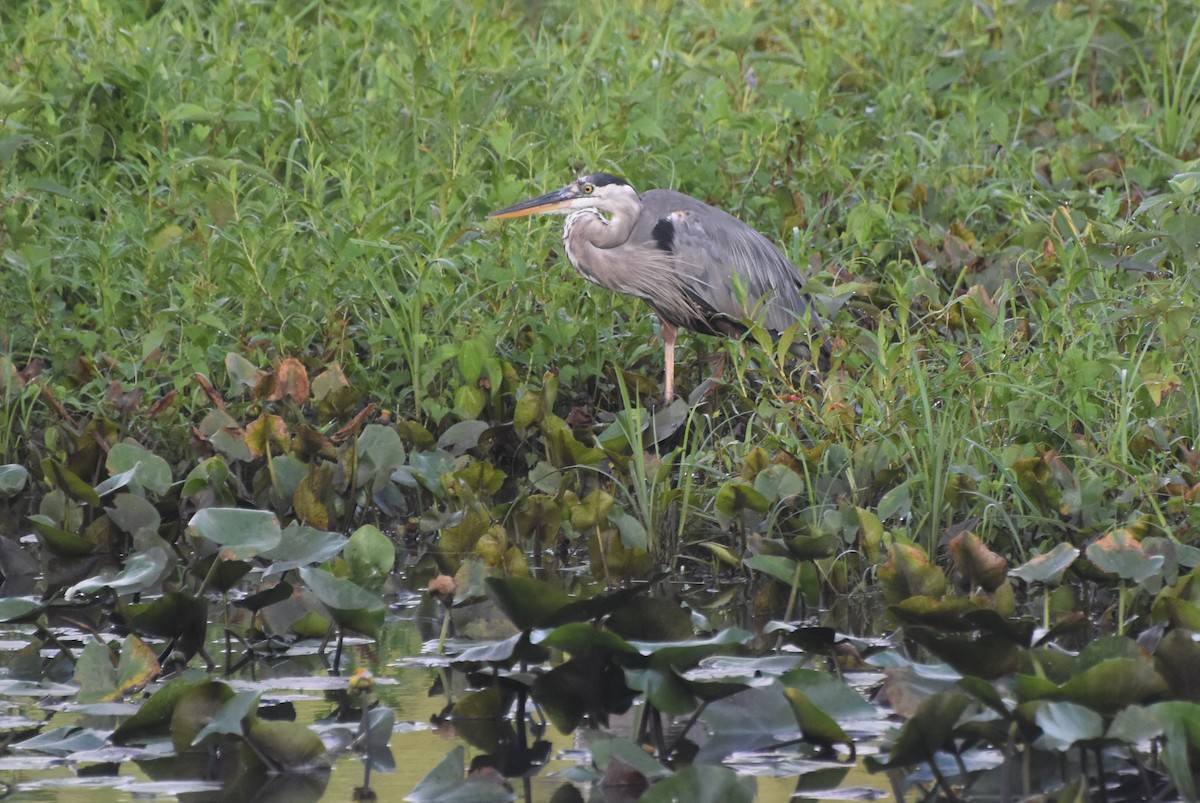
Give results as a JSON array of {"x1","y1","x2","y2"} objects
[{"x1": 662, "y1": 321, "x2": 677, "y2": 403}]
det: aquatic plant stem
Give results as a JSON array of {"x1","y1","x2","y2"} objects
[{"x1": 783, "y1": 559, "x2": 803, "y2": 622}]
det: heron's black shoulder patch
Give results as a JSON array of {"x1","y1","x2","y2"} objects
[
  {"x1": 584, "y1": 172, "x2": 630, "y2": 187},
  {"x1": 651, "y1": 216, "x2": 674, "y2": 252}
]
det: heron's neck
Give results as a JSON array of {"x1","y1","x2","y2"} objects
[{"x1": 562, "y1": 209, "x2": 634, "y2": 284}]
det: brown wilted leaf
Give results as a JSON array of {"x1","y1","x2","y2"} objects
[
  {"x1": 330, "y1": 403, "x2": 378, "y2": 443},
  {"x1": 145, "y1": 389, "x2": 177, "y2": 419},
  {"x1": 270, "y1": 357, "x2": 310, "y2": 404},
  {"x1": 948, "y1": 531, "x2": 1009, "y2": 592},
  {"x1": 1042, "y1": 237, "x2": 1057, "y2": 262},
  {"x1": 599, "y1": 757, "x2": 649, "y2": 796},
  {"x1": 943, "y1": 234, "x2": 982, "y2": 271},
  {"x1": 193, "y1": 372, "x2": 226, "y2": 411},
  {"x1": 37, "y1": 382, "x2": 76, "y2": 425},
  {"x1": 879, "y1": 543, "x2": 948, "y2": 604},
  {"x1": 912, "y1": 237, "x2": 940, "y2": 266},
  {"x1": 105, "y1": 380, "x2": 145, "y2": 416},
  {"x1": 17, "y1": 358, "x2": 43, "y2": 383},
  {"x1": 564, "y1": 406, "x2": 594, "y2": 428}
]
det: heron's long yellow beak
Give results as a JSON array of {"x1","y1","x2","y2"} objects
[{"x1": 487, "y1": 186, "x2": 577, "y2": 219}]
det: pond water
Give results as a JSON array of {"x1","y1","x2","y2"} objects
[{"x1": 0, "y1": 601, "x2": 896, "y2": 802}]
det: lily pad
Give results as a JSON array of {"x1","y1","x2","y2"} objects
[
  {"x1": 261, "y1": 523, "x2": 348, "y2": 576},
  {"x1": 0, "y1": 464, "x2": 29, "y2": 497},
  {"x1": 299, "y1": 566, "x2": 386, "y2": 638},
  {"x1": 187, "y1": 508, "x2": 282, "y2": 559},
  {"x1": 343, "y1": 524, "x2": 396, "y2": 588},
  {"x1": 28, "y1": 514, "x2": 96, "y2": 557},
  {"x1": 407, "y1": 745, "x2": 516, "y2": 802},
  {"x1": 246, "y1": 718, "x2": 330, "y2": 771},
  {"x1": 639, "y1": 763, "x2": 755, "y2": 803},
  {"x1": 1010, "y1": 542, "x2": 1079, "y2": 585},
  {"x1": 65, "y1": 547, "x2": 170, "y2": 600}
]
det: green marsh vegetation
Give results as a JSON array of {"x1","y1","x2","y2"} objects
[{"x1": 2, "y1": 0, "x2": 1200, "y2": 799}]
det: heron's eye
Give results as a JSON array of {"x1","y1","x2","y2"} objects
[{"x1": 583, "y1": 184, "x2": 594, "y2": 194}]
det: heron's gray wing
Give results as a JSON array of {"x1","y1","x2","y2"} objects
[{"x1": 636, "y1": 190, "x2": 818, "y2": 335}]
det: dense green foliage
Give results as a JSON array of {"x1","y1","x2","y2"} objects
[
  {"x1": 3, "y1": 0, "x2": 1200, "y2": 797},
  {"x1": 4, "y1": 0, "x2": 1199, "y2": 557}
]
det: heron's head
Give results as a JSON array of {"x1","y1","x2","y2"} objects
[{"x1": 488, "y1": 173, "x2": 638, "y2": 220}]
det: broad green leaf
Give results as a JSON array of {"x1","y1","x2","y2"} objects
[
  {"x1": 639, "y1": 763, "x2": 755, "y2": 803},
  {"x1": 408, "y1": 745, "x2": 515, "y2": 802},
  {"x1": 784, "y1": 687, "x2": 853, "y2": 755},
  {"x1": 75, "y1": 640, "x2": 118, "y2": 704},
  {"x1": 947, "y1": 531, "x2": 1008, "y2": 592},
  {"x1": 107, "y1": 493, "x2": 161, "y2": 540},
  {"x1": 779, "y1": 669, "x2": 878, "y2": 720},
  {"x1": 485, "y1": 576, "x2": 574, "y2": 631},
  {"x1": 356, "y1": 424, "x2": 406, "y2": 490},
  {"x1": 112, "y1": 672, "x2": 210, "y2": 744},
  {"x1": 102, "y1": 443, "x2": 173, "y2": 497},
  {"x1": 122, "y1": 590, "x2": 208, "y2": 659},
  {"x1": 244, "y1": 414, "x2": 291, "y2": 460},
  {"x1": 1010, "y1": 542, "x2": 1079, "y2": 586},
  {"x1": 299, "y1": 567, "x2": 385, "y2": 638},
  {"x1": 1056, "y1": 658, "x2": 1168, "y2": 715},
  {"x1": 0, "y1": 464, "x2": 29, "y2": 497},
  {"x1": 0, "y1": 597, "x2": 43, "y2": 623},
  {"x1": 187, "y1": 508, "x2": 282, "y2": 559},
  {"x1": 865, "y1": 691, "x2": 969, "y2": 770},
  {"x1": 28, "y1": 514, "x2": 95, "y2": 556},
  {"x1": 171, "y1": 681, "x2": 236, "y2": 752},
  {"x1": 261, "y1": 523, "x2": 348, "y2": 576},
  {"x1": 65, "y1": 547, "x2": 170, "y2": 600},
  {"x1": 246, "y1": 718, "x2": 329, "y2": 770},
  {"x1": 878, "y1": 543, "x2": 947, "y2": 603},
  {"x1": 714, "y1": 481, "x2": 769, "y2": 523},
  {"x1": 512, "y1": 387, "x2": 546, "y2": 432},
  {"x1": 586, "y1": 732, "x2": 670, "y2": 779},
  {"x1": 191, "y1": 689, "x2": 260, "y2": 746},
  {"x1": 1147, "y1": 701, "x2": 1200, "y2": 802},
  {"x1": 608, "y1": 509, "x2": 647, "y2": 550},
  {"x1": 437, "y1": 420, "x2": 489, "y2": 456},
  {"x1": 9, "y1": 726, "x2": 106, "y2": 757},
  {"x1": 1086, "y1": 529, "x2": 1163, "y2": 583},
  {"x1": 40, "y1": 459, "x2": 100, "y2": 506},
  {"x1": 697, "y1": 686, "x2": 802, "y2": 762},
  {"x1": 533, "y1": 621, "x2": 637, "y2": 656},
  {"x1": 753, "y1": 463, "x2": 805, "y2": 504},
  {"x1": 1035, "y1": 701, "x2": 1103, "y2": 751},
  {"x1": 343, "y1": 524, "x2": 396, "y2": 588}
]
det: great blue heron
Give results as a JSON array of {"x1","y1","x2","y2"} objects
[{"x1": 488, "y1": 173, "x2": 823, "y2": 402}]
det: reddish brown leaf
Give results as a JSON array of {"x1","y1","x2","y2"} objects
[
  {"x1": 17, "y1": 358, "x2": 42, "y2": 383},
  {"x1": 330, "y1": 403, "x2": 378, "y2": 443},
  {"x1": 564, "y1": 406, "x2": 594, "y2": 428},
  {"x1": 193, "y1": 373, "x2": 226, "y2": 411},
  {"x1": 37, "y1": 382, "x2": 76, "y2": 425},
  {"x1": 105, "y1": 381, "x2": 145, "y2": 416},
  {"x1": 948, "y1": 531, "x2": 1009, "y2": 593},
  {"x1": 270, "y1": 357, "x2": 310, "y2": 404},
  {"x1": 146, "y1": 390, "x2": 178, "y2": 419}
]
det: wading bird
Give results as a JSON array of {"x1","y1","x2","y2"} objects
[{"x1": 488, "y1": 173, "x2": 823, "y2": 403}]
